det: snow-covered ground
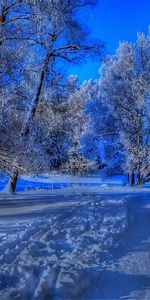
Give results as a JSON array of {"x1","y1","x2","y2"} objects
[
  {"x1": 0, "y1": 173, "x2": 126, "y2": 192},
  {"x1": 0, "y1": 191, "x2": 150, "y2": 299},
  {"x1": 1, "y1": 172, "x2": 150, "y2": 194}
]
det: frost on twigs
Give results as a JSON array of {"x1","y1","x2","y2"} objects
[
  {"x1": 0, "y1": 0, "x2": 102, "y2": 179},
  {"x1": 60, "y1": 147, "x2": 97, "y2": 175},
  {"x1": 97, "y1": 29, "x2": 150, "y2": 184}
]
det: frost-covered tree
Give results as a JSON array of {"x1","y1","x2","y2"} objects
[
  {"x1": 81, "y1": 80, "x2": 122, "y2": 174},
  {"x1": 60, "y1": 146, "x2": 97, "y2": 175},
  {"x1": 1, "y1": 0, "x2": 102, "y2": 136},
  {"x1": 99, "y1": 29, "x2": 150, "y2": 185},
  {"x1": 59, "y1": 79, "x2": 98, "y2": 175},
  {"x1": 34, "y1": 76, "x2": 97, "y2": 175},
  {"x1": 0, "y1": 0, "x2": 103, "y2": 190}
]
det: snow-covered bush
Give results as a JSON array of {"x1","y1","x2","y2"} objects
[
  {"x1": 98, "y1": 29, "x2": 150, "y2": 184},
  {"x1": 60, "y1": 148, "x2": 97, "y2": 175}
]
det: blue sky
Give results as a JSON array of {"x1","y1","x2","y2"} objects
[{"x1": 70, "y1": 0, "x2": 150, "y2": 81}]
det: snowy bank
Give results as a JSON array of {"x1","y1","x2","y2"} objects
[
  {"x1": 0, "y1": 195, "x2": 129, "y2": 300},
  {"x1": 0, "y1": 173, "x2": 126, "y2": 193}
]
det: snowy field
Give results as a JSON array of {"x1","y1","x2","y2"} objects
[
  {"x1": 0, "y1": 173, "x2": 126, "y2": 192},
  {"x1": 0, "y1": 191, "x2": 150, "y2": 299}
]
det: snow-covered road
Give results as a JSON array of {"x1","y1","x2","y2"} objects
[
  {"x1": 0, "y1": 192, "x2": 150, "y2": 299},
  {"x1": 100, "y1": 194, "x2": 150, "y2": 299}
]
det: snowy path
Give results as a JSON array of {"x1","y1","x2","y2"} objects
[
  {"x1": 100, "y1": 194, "x2": 150, "y2": 299},
  {"x1": 0, "y1": 192, "x2": 150, "y2": 299}
]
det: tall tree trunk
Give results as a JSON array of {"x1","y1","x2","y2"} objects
[
  {"x1": 21, "y1": 56, "x2": 49, "y2": 136},
  {"x1": 131, "y1": 172, "x2": 135, "y2": 186},
  {"x1": 3, "y1": 168, "x2": 19, "y2": 193},
  {"x1": 137, "y1": 169, "x2": 141, "y2": 186},
  {"x1": 0, "y1": 6, "x2": 6, "y2": 47},
  {"x1": 10, "y1": 168, "x2": 19, "y2": 192},
  {"x1": 126, "y1": 173, "x2": 130, "y2": 185},
  {"x1": 136, "y1": 118, "x2": 142, "y2": 186}
]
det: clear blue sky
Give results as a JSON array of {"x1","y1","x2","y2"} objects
[{"x1": 69, "y1": 0, "x2": 150, "y2": 81}]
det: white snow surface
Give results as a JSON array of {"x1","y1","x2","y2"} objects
[
  {"x1": 20, "y1": 173, "x2": 125, "y2": 184},
  {"x1": 0, "y1": 191, "x2": 150, "y2": 299},
  {"x1": 0, "y1": 173, "x2": 127, "y2": 193}
]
